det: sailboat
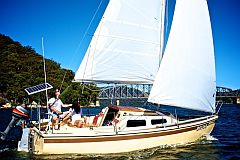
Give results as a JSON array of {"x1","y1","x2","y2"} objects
[{"x1": 22, "y1": 0, "x2": 219, "y2": 154}]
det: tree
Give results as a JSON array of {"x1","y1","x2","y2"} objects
[
  {"x1": 61, "y1": 83, "x2": 99, "y2": 106},
  {"x1": 0, "y1": 34, "x2": 84, "y2": 105}
]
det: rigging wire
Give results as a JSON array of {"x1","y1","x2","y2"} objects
[
  {"x1": 72, "y1": 0, "x2": 104, "y2": 66},
  {"x1": 59, "y1": 0, "x2": 105, "y2": 92},
  {"x1": 90, "y1": 13, "x2": 105, "y2": 81}
]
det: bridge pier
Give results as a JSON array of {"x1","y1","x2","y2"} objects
[{"x1": 237, "y1": 97, "x2": 240, "y2": 104}]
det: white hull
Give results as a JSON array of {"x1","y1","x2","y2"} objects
[{"x1": 30, "y1": 115, "x2": 217, "y2": 154}]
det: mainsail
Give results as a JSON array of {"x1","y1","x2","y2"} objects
[
  {"x1": 74, "y1": 0, "x2": 165, "y2": 84},
  {"x1": 148, "y1": 0, "x2": 216, "y2": 113}
]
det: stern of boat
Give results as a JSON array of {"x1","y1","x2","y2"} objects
[{"x1": 29, "y1": 127, "x2": 44, "y2": 154}]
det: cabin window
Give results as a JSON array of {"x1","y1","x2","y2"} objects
[
  {"x1": 127, "y1": 120, "x2": 146, "y2": 127},
  {"x1": 151, "y1": 119, "x2": 167, "y2": 125}
]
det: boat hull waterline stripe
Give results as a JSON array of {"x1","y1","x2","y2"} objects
[{"x1": 44, "y1": 119, "x2": 216, "y2": 143}]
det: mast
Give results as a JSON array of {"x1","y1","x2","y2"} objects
[{"x1": 159, "y1": 0, "x2": 166, "y2": 67}]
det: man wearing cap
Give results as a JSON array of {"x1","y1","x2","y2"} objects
[{"x1": 48, "y1": 89, "x2": 64, "y2": 129}]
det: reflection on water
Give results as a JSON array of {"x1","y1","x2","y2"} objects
[
  {"x1": 1, "y1": 136, "x2": 239, "y2": 160},
  {"x1": 0, "y1": 104, "x2": 240, "y2": 160},
  {"x1": 0, "y1": 141, "x2": 223, "y2": 160}
]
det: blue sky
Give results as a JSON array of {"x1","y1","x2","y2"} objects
[{"x1": 0, "y1": 0, "x2": 239, "y2": 89}]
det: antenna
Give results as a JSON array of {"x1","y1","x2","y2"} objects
[{"x1": 42, "y1": 37, "x2": 49, "y2": 105}]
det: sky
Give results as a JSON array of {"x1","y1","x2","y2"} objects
[{"x1": 0, "y1": 0, "x2": 239, "y2": 90}]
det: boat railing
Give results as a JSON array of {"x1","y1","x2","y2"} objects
[{"x1": 215, "y1": 101, "x2": 223, "y2": 115}]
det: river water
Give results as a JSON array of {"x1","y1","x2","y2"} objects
[{"x1": 0, "y1": 104, "x2": 239, "y2": 160}]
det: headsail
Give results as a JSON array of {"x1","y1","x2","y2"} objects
[
  {"x1": 74, "y1": 0, "x2": 165, "y2": 84},
  {"x1": 148, "y1": 0, "x2": 216, "y2": 113}
]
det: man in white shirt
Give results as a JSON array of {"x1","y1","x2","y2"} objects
[{"x1": 48, "y1": 89, "x2": 64, "y2": 129}]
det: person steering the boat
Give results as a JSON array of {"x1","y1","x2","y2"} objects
[{"x1": 48, "y1": 89, "x2": 64, "y2": 129}]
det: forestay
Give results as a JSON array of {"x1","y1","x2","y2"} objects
[
  {"x1": 148, "y1": 0, "x2": 216, "y2": 113},
  {"x1": 74, "y1": 0, "x2": 165, "y2": 84}
]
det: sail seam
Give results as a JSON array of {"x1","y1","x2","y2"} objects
[{"x1": 92, "y1": 34, "x2": 161, "y2": 45}]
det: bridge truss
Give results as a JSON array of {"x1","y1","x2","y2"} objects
[
  {"x1": 98, "y1": 84, "x2": 152, "y2": 99},
  {"x1": 216, "y1": 87, "x2": 240, "y2": 97},
  {"x1": 98, "y1": 85, "x2": 240, "y2": 99}
]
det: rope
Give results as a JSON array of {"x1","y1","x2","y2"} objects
[
  {"x1": 82, "y1": 83, "x2": 101, "y2": 92},
  {"x1": 59, "y1": 71, "x2": 67, "y2": 91}
]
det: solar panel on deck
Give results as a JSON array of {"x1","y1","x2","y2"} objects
[{"x1": 25, "y1": 83, "x2": 53, "y2": 95}]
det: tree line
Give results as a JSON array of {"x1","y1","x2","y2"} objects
[{"x1": 0, "y1": 34, "x2": 99, "y2": 106}]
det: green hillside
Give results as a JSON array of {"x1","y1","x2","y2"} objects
[{"x1": 0, "y1": 34, "x2": 98, "y2": 106}]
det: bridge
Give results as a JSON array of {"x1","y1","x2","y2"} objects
[
  {"x1": 98, "y1": 84, "x2": 240, "y2": 103},
  {"x1": 216, "y1": 87, "x2": 240, "y2": 97},
  {"x1": 99, "y1": 84, "x2": 152, "y2": 99}
]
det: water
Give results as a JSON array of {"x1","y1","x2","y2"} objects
[{"x1": 0, "y1": 104, "x2": 239, "y2": 160}]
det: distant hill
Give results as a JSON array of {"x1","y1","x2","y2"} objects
[{"x1": 0, "y1": 34, "x2": 78, "y2": 105}]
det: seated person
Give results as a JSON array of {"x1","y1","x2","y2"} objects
[
  {"x1": 62, "y1": 100, "x2": 85, "y2": 128},
  {"x1": 61, "y1": 109, "x2": 73, "y2": 124}
]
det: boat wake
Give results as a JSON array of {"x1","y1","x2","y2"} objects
[
  {"x1": 187, "y1": 134, "x2": 218, "y2": 146},
  {"x1": 0, "y1": 139, "x2": 18, "y2": 153},
  {"x1": 204, "y1": 134, "x2": 218, "y2": 141}
]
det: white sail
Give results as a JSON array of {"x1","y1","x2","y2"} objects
[
  {"x1": 148, "y1": 0, "x2": 216, "y2": 113},
  {"x1": 74, "y1": 0, "x2": 165, "y2": 84}
]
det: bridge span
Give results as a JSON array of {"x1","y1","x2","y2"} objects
[{"x1": 98, "y1": 85, "x2": 240, "y2": 103}]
